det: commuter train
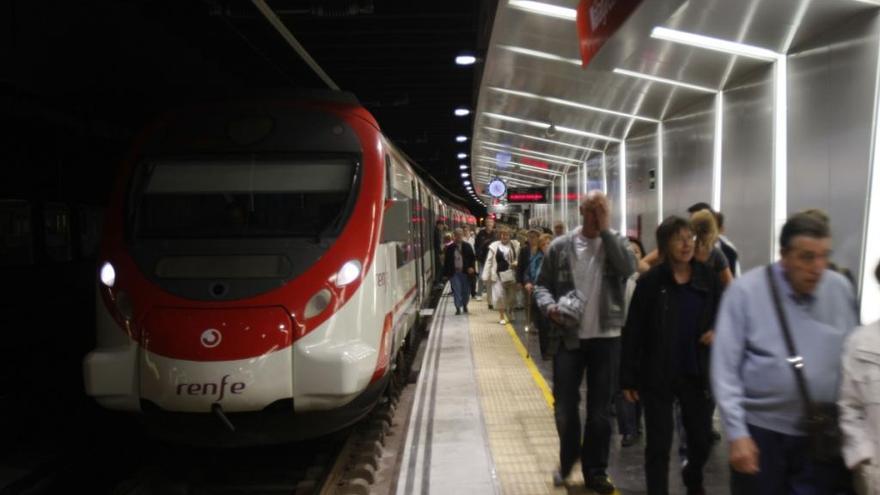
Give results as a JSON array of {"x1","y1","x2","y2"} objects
[{"x1": 82, "y1": 91, "x2": 475, "y2": 445}]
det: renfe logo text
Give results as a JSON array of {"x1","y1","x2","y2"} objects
[{"x1": 176, "y1": 375, "x2": 246, "y2": 401}]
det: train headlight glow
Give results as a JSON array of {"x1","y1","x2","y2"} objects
[
  {"x1": 100, "y1": 261, "x2": 116, "y2": 288},
  {"x1": 305, "y1": 288, "x2": 332, "y2": 319},
  {"x1": 336, "y1": 260, "x2": 362, "y2": 287}
]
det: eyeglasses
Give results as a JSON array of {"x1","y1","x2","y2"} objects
[{"x1": 671, "y1": 234, "x2": 697, "y2": 245}]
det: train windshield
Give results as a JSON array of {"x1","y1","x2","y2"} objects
[{"x1": 132, "y1": 156, "x2": 359, "y2": 239}]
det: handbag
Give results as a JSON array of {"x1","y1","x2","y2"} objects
[
  {"x1": 765, "y1": 265, "x2": 842, "y2": 463},
  {"x1": 499, "y1": 269, "x2": 516, "y2": 284}
]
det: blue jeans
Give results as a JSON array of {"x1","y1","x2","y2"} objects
[
  {"x1": 553, "y1": 338, "x2": 619, "y2": 479},
  {"x1": 450, "y1": 272, "x2": 470, "y2": 310},
  {"x1": 730, "y1": 424, "x2": 852, "y2": 495}
]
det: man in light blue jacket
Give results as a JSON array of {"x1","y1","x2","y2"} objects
[{"x1": 711, "y1": 213, "x2": 858, "y2": 494}]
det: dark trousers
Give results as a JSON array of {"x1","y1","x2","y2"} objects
[
  {"x1": 730, "y1": 424, "x2": 853, "y2": 495},
  {"x1": 469, "y1": 272, "x2": 477, "y2": 297},
  {"x1": 642, "y1": 376, "x2": 713, "y2": 495},
  {"x1": 616, "y1": 394, "x2": 642, "y2": 436},
  {"x1": 450, "y1": 272, "x2": 470, "y2": 310},
  {"x1": 530, "y1": 299, "x2": 551, "y2": 359},
  {"x1": 553, "y1": 337, "x2": 619, "y2": 478}
]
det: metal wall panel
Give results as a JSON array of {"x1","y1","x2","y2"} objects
[
  {"x1": 606, "y1": 144, "x2": 622, "y2": 233},
  {"x1": 787, "y1": 12, "x2": 880, "y2": 284},
  {"x1": 661, "y1": 97, "x2": 715, "y2": 220},
  {"x1": 626, "y1": 131, "x2": 660, "y2": 251},
  {"x1": 721, "y1": 65, "x2": 775, "y2": 271}
]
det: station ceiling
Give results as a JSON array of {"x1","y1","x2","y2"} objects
[
  {"x1": 471, "y1": 0, "x2": 876, "y2": 202},
  {"x1": 4, "y1": 0, "x2": 491, "y2": 210}
]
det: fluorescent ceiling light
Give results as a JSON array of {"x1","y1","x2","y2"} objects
[
  {"x1": 854, "y1": 0, "x2": 880, "y2": 5},
  {"x1": 508, "y1": 0, "x2": 577, "y2": 20},
  {"x1": 455, "y1": 55, "x2": 477, "y2": 65},
  {"x1": 461, "y1": 172, "x2": 470, "y2": 177},
  {"x1": 456, "y1": 135, "x2": 468, "y2": 142},
  {"x1": 482, "y1": 112, "x2": 620, "y2": 142},
  {"x1": 497, "y1": 44, "x2": 581, "y2": 66},
  {"x1": 457, "y1": 153, "x2": 468, "y2": 159},
  {"x1": 483, "y1": 126, "x2": 604, "y2": 152},
  {"x1": 454, "y1": 108, "x2": 471, "y2": 117},
  {"x1": 459, "y1": 164, "x2": 468, "y2": 170},
  {"x1": 477, "y1": 156, "x2": 562, "y2": 176},
  {"x1": 463, "y1": 180, "x2": 472, "y2": 185},
  {"x1": 481, "y1": 141, "x2": 581, "y2": 163},
  {"x1": 489, "y1": 87, "x2": 658, "y2": 122},
  {"x1": 651, "y1": 26, "x2": 780, "y2": 61},
  {"x1": 481, "y1": 144, "x2": 580, "y2": 168},
  {"x1": 612, "y1": 68, "x2": 716, "y2": 93}
]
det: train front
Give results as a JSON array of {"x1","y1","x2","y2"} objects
[{"x1": 83, "y1": 96, "x2": 390, "y2": 445}]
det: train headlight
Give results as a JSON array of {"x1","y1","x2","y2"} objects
[
  {"x1": 336, "y1": 260, "x2": 361, "y2": 287},
  {"x1": 305, "y1": 288, "x2": 332, "y2": 319},
  {"x1": 100, "y1": 261, "x2": 116, "y2": 288}
]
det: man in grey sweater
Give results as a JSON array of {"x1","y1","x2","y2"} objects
[
  {"x1": 534, "y1": 191, "x2": 636, "y2": 493},
  {"x1": 711, "y1": 213, "x2": 858, "y2": 494}
]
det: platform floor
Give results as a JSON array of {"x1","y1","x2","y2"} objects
[{"x1": 397, "y1": 288, "x2": 731, "y2": 495}]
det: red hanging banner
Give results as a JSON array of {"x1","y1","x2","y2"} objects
[{"x1": 576, "y1": 0, "x2": 643, "y2": 68}]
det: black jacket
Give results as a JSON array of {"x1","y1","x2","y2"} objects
[
  {"x1": 474, "y1": 228, "x2": 496, "y2": 264},
  {"x1": 620, "y1": 260, "x2": 722, "y2": 393},
  {"x1": 516, "y1": 242, "x2": 533, "y2": 283},
  {"x1": 442, "y1": 241, "x2": 476, "y2": 278}
]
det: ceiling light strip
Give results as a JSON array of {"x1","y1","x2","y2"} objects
[
  {"x1": 483, "y1": 126, "x2": 604, "y2": 152},
  {"x1": 482, "y1": 112, "x2": 621, "y2": 142},
  {"x1": 496, "y1": 44, "x2": 582, "y2": 66},
  {"x1": 489, "y1": 87, "x2": 659, "y2": 122},
  {"x1": 651, "y1": 27, "x2": 779, "y2": 61},
  {"x1": 481, "y1": 141, "x2": 582, "y2": 163},
  {"x1": 477, "y1": 156, "x2": 563, "y2": 176},
  {"x1": 507, "y1": 0, "x2": 577, "y2": 20},
  {"x1": 612, "y1": 68, "x2": 716, "y2": 93},
  {"x1": 480, "y1": 144, "x2": 581, "y2": 167}
]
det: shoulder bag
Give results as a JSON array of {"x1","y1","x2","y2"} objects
[{"x1": 765, "y1": 265, "x2": 842, "y2": 463}]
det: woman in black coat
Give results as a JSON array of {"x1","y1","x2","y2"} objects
[{"x1": 619, "y1": 216, "x2": 722, "y2": 495}]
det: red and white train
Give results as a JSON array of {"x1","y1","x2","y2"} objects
[{"x1": 82, "y1": 91, "x2": 475, "y2": 445}]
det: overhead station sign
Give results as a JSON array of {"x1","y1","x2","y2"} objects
[
  {"x1": 576, "y1": 0, "x2": 643, "y2": 67},
  {"x1": 507, "y1": 187, "x2": 549, "y2": 203}
]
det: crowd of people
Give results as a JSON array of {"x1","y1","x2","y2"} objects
[{"x1": 441, "y1": 192, "x2": 879, "y2": 495}]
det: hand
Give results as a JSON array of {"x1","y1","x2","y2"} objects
[
  {"x1": 623, "y1": 389, "x2": 639, "y2": 403},
  {"x1": 729, "y1": 437, "x2": 760, "y2": 474},
  {"x1": 548, "y1": 305, "x2": 564, "y2": 324},
  {"x1": 524, "y1": 283, "x2": 533, "y2": 292},
  {"x1": 467, "y1": 267, "x2": 475, "y2": 275},
  {"x1": 699, "y1": 330, "x2": 715, "y2": 346}
]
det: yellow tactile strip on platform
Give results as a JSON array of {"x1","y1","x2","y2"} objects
[{"x1": 468, "y1": 306, "x2": 585, "y2": 494}]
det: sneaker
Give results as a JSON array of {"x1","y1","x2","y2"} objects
[
  {"x1": 463, "y1": 306, "x2": 468, "y2": 313},
  {"x1": 455, "y1": 308, "x2": 461, "y2": 315},
  {"x1": 711, "y1": 429, "x2": 721, "y2": 442},
  {"x1": 474, "y1": 295, "x2": 482, "y2": 301},
  {"x1": 499, "y1": 319, "x2": 507, "y2": 325},
  {"x1": 621, "y1": 432, "x2": 641, "y2": 447},
  {"x1": 488, "y1": 304, "x2": 494, "y2": 310},
  {"x1": 585, "y1": 474, "x2": 616, "y2": 494}
]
